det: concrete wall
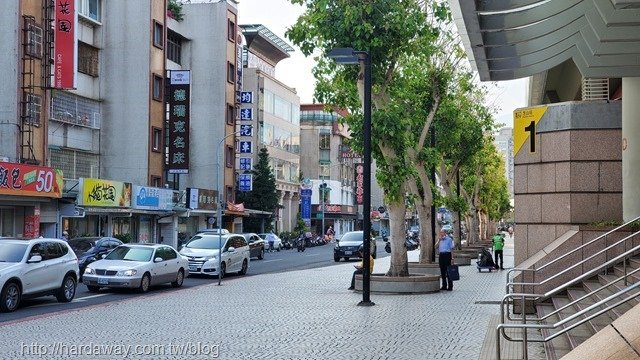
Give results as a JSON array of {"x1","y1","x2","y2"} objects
[
  {"x1": 0, "y1": 1, "x2": 20, "y2": 162},
  {"x1": 514, "y1": 101, "x2": 622, "y2": 266}
]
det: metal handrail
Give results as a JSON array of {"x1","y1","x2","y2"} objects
[
  {"x1": 506, "y1": 215, "x2": 640, "y2": 294},
  {"x1": 496, "y1": 280, "x2": 640, "y2": 359},
  {"x1": 496, "y1": 227, "x2": 640, "y2": 359}
]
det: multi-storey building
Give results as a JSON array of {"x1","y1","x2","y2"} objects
[
  {"x1": 494, "y1": 127, "x2": 514, "y2": 200},
  {"x1": 299, "y1": 104, "x2": 357, "y2": 237},
  {"x1": 239, "y1": 24, "x2": 300, "y2": 233}
]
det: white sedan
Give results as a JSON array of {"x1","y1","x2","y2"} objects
[{"x1": 82, "y1": 244, "x2": 188, "y2": 293}]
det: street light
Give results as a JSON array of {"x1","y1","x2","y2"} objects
[
  {"x1": 216, "y1": 130, "x2": 242, "y2": 286},
  {"x1": 328, "y1": 47, "x2": 374, "y2": 307}
]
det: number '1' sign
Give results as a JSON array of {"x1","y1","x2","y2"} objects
[{"x1": 513, "y1": 106, "x2": 547, "y2": 155}]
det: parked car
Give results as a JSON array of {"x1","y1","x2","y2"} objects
[
  {"x1": 258, "y1": 233, "x2": 283, "y2": 252},
  {"x1": 333, "y1": 231, "x2": 377, "y2": 262},
  {"x1": 82, "y1": 244, "x2": 188, "y2": 293},
  {"x1": 0, "y1": 238, "x2": 79, "y2": 312},
  {"x1": 67, "y1": 236, "x2": 123, "y2": 280},
  {"x1": 241, "y1": 233, "x2": 265, "y2": 259},
  {"x1": 179, "y1": 233, "x2": 250, "y2": 279}
]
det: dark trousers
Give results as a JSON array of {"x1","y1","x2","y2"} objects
[
  {"x1": 494, "y1": 250, "x2": 504, "y2": 269},
  {"x1": 439, "y1": 252, "x2": 453, "y2": 290},
  {"x1": 350, "y1": 268, "x2": 364, "y2": 289}
]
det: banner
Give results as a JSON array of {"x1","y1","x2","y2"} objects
[
  {"x1": 186, "y1": 188, "x2": 217, "y2": 210},
  {"x1": 167, "y1": 70, "x2": 191, "y2": 174},
  {"x1": 132, "y1": 186, "x2": 176, "y2": 211},
  {"x1": 79, "y1": 178, "x2": 132, "y2": 207},
  {"x1": 354, "y1": 163, "x2": 364, "y2": 205},
  {"x1": 0, "y1": 162, "x2": 63, "y2": 198},
  {"x1": 54, "y1": 0, "x2": 77, "y2": 89}
]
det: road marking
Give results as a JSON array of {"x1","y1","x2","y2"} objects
[
  {"x1": 260, "y1": 259, "x2": 283, "y2": 263},
  {"x1": 304, "y1": 254, "x2": 321, "y2": 257},
  {"x1": 75, "y1": 293, "x2": 109, "y2": 301}
]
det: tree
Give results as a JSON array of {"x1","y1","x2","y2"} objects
[
  {"x1": 288, "y1": 0, "x2": 460, "y2": 275},
  {"x1": 236, "y1": 147, "x2": 280, "y2": 232}
]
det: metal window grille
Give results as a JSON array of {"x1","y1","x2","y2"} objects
[
  {"x1": 49, "y1": 148, "x2": 99, "y2": 180},
  {"x1": 582, "y1": 78, "x2": 609, "y2": 101},
  {"x1": 50, "y1": 91, "x2": 101, "y2": 129},
  {"x1": 24, "y1": 93, "x2": 42, "y2": 126},
  {"x1": 25, "y1": 21, "x2": 43, "y2": 58}
]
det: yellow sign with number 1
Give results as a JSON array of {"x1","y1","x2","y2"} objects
[{"x1": 513, "y1": 106, "x2": 547, "y2": 155}]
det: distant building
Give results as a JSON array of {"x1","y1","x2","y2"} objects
[{"x1": 494, "y1": 127, "x2": 514, "y2": 199}]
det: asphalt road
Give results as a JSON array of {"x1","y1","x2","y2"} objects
[{"x1": 0, "y1": 240, "x2": 388, "y2": 323}]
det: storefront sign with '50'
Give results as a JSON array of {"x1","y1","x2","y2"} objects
[{"x1": 0, "y1": 162, "x2": 63, "y2": 198}]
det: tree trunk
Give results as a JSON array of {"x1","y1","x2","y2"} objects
[
  {"x1": 416, "y1": 203, "x2": 434, "y2": 263},
  {"x1": 386, "y1": 201, "x2": 409, "y2": 276},
  {"x1": 469, "y1": 207, "x2": 480, "y2": 244}
]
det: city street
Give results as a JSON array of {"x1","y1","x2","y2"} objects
[{"x1": 1, "y1": 239, "x2": 388, "y2": 323}]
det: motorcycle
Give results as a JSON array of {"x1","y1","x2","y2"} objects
[{"x1": 296, "y1": 237, "x2": 306, "y2": 252}]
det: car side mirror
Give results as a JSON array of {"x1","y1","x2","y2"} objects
[
  {"x1": 154, "y1": 257, "x2": 164, "y2": 262},
  {"x1": 227, "y1": 247, "x2": 235, "y2": 253},
  {"x1": 101, "y1": 254, "x2": 107, "y2": 259},
  {"x1": 27, "y1": 255, "x2": 42, "y2": 263}
]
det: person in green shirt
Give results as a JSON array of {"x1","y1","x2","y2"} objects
[{"x1": 492, "y1": 233, "x2": 505, "y2": 270}]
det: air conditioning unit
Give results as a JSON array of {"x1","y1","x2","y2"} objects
[{"x1": 0, "y1": 156, "x2": 9, "y2": 162}]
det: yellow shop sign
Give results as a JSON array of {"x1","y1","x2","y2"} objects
[{"x1": 79, "y1": 178, "x2": 132, "y2": 207}]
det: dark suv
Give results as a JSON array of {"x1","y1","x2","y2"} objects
[
  {"x1": 240, "y1": 233, "x2": 265, "y2": 260},
  {"x1": 333, "y1": 231, "x2": 377, "y2": 262},
  {"x1": 67, "y1": 237, "x2": 123, "y2": 279}
]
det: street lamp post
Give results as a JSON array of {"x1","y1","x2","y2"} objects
[
  {"x1": 328, "y1": 47, "x2": 374, "y2": 307},
  {"x1": 216, "y1": 130, "x2": 242, "y2": 286}
]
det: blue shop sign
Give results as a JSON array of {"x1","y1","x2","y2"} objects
[{"x1": 133, "y1": 185, "x2": 175, "y2": 210}]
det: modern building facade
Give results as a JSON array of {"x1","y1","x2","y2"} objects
[
  {"x1": 494, "y1": 127, "x2": 514, "y2": 200},
  {"x1": 239, "y1": 24, "x2": 301, "y2": 233},
  {"x1": 299, "y1": 104, "x2": 357, "y2": 237}
]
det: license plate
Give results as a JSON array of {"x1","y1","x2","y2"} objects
[
  {"x1": 189, "y1": 265, "x2": 197, "y2": 272},
  {"x1": 97, "y1": 277, "x2": 108, "y2": 285},
  {"x1": 345, "y1": 251, "x2": 352, "y2": 255}
]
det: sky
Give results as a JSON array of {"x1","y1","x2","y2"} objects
[{"x1": 236, "y1": 0, "x2": 528, "y2": 127}]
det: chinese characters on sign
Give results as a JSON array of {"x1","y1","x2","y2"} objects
[
  {"x1": 78, "y1": 178, "x2": 132, "y2": 207},
  {"x1": 54, "y1": 0, "x2": 77, "y2": 89},
  {"x1": 239, "y1": 158, "x2": 252, "y2": 171},
  {"x1": 167, "y1": 70, "x2": 191, "y2": 174},
  {"x1": 239, "y1": 124, "x2": 253, "y2": 137},
  {"x1": 240, "y1": 108, "x2": 253, "y2": 121},
  {"x1": 0, "y1": 162, "x2": 63, "y2": 198},
  {"x1": 186, "y1": 188, "x2": 218, "y2": 210},
  {"x1": 354, "y1": 163, "x2": 364, "y2": 205},
  {"x1": 238, "y1": 174, "x2": 252, "y2": 192},
  {"x1": 240, "y1": 92, "x2": 253, "y2": 103},
  {"x1": 300, "y1": 188, "x2": 312, "y2": 227},
  {"x1": 239, "y1": 141, "x2": 252, "y2": 154}
]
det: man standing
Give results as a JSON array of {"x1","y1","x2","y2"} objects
[
  {"x1": 435, "y1": 229, "x2": 455, "y2": 291},
  {"x1": 492, "y1": 233, "x2": 505, "y2": 270},
  {"x1": 265, "y1": 232, "x2": 276, "y2": 253}
]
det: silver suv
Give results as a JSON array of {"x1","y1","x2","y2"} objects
[{"x1": 0, "y1": 238, "x2": 79, "y2": 312}]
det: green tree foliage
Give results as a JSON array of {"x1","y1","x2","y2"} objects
[{"x1": 236, "y1": 147, "x2": 280, "y2": 232}]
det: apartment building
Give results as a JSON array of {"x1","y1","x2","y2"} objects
[{"x1": 239, "y1": 24, "x2": 300, "y2": 233}]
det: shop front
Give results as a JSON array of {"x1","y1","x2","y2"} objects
[
  {"x1": 131, "y1": 185, "x2": 178, "y2": 246},
  {"x1": 0, "y1": 161, "x2": 63, "y2": 238},
  {"x1": 176, "y1": 188, "x2": 218, "y2": 248},
  {"x1": 311, "y1": 204, "x2": 357, "y2": 238}
]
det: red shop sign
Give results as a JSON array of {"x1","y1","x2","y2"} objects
[{"x1": 0, "y1": 162, "x2": 63, "y2": 198}]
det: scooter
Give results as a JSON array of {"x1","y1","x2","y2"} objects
[{"x1": 297, "y1": 237, "x2": 306, "y2": 252}]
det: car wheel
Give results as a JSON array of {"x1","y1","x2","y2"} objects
[
  {"x1": 334, "y1": 255, "x2": 340, "y2": 262},
  {"x1": 219, "y1": 262, "x2": 226, "y2": 279},
  {"x1": 87, "y1": 285, "x2": 100, "y2": 293},
  {"x1": 55, "y1": 274, "x2": 76, "y2": 303},
  {"x1": 171, "y1": 269, "x2": 184, "y2": 288},
  {"x1": 138, "y1": 273, "x2": 151, "y2": 293},
  {"x1": 344, "y1": 257, "x2": 350, "y2": 261},
  {"x1": 0, "y1": 282, "x2": 21, "y2": 313},
  {"x1": 239, "y1": 259, "x2": 248, "y2": 275},
  {"x1": 258, "y1": 248, "x2": 264, "y2": 260}
]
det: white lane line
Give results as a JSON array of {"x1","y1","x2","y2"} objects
[
  {"x1": 260, "y1": 259, "x2": 284, "y2": 263},
  {"x1": 304, "y1": 254, "x2": 321, "y2": 257},
  {"x1": 75, "y1": 293, "x2": 110, "y2": 301}
]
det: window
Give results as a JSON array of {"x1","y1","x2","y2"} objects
[
  {"x1": 319, "y1": 150, "x2": 330, "y2": 162},
  {"x1": 167, "y1": 30, "x2": 182, "y2": 64},
  {"x1": 319, "y1": 132, "x2": 331, "y2": 149},
  {"x1": 49, "y1": 148, "x2": 99, "y2": 180},
  {"x1": 79, "y1": 0, "x2": 101, "y2": 22},
  {"x1": 78, "y1": 42, "x2": 99, "y2": 77},
  {"x1": 226, "y1": 104, "x2": 235, "y2": 125},
  {"x1": 150, "y1": 176, "x2": 162, "y2": 188},
  {"x1": 23, "y1": 93, "x2": 42, "y2": 126},
  {"x1": 228, "y1": 20, "x2": 235, "y2": 42},
  {"x1": 152, "y1": 127, "x2": 162, "y2": 152},
  {"x1": 227, "y1": 62, "x2": 235, "y2": 83},
  {"x1": 24, "y1": 20, "x2": 43, "y2": 58},
  {"x1": 152, "y1": 74, "x2": 163, "y2": 101},
  {"x1": 226, "y1": 186, "x2": 234, "y2": 203},
  {"x1": 153, "y1": 21, "x2": 164, "y2": 49},
  {"x1": 319, "y1": 164, "x2": 330, "y2": 180},
  {"x1": 225, "y1": 145, "x2": 234, "y2": 168},
  {"x1": 51, "y1": 91, "x2": 101, "y2": 129}
]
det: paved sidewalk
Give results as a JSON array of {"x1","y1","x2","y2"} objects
[{"x1": 1, "y1": 239, "x2": 515, "y2": 360}]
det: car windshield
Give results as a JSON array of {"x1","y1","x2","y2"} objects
[
  {"x1": 105, "y1": 246, "x2": 153, "y2": 262},
  {"x1": 68, "y1": 238, "x2": 99, "y2": 256},
  {"x1": 340, "y1": 232, "x2": 363, "y2": 242},
  {"x1": 184, "y1": 235, "x2": 225, "y2": 250},
  {"x1": 0, "y1": 243, "x2": 28, "y2": 262}
]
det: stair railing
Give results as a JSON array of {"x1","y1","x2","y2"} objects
[
  {"x1": 505, "y1": 215, "x2": 640, "y2": 297},
  {"x1": 495, "y1": 229, "x2": 640, "y2": 359}
]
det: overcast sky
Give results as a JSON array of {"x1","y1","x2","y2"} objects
[{"x1": 236, "y1": 0, "x2": 527, "y2": 126}]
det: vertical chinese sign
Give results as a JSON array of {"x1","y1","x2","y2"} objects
[
  {"x1": 54, "y1": 0, "x2": 77, "y2": 89},
  {"x1": 167, "y1": 70, "x2": 191, "y2": 174},
  {"x1": 354, "y1": 163, "x2": 364, "y2": 205}
]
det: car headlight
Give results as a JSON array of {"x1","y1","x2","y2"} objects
[
  {"x1": 116, "y1": 269, "x2": 137, "y2": 276},
  {"x1": 84, "y1": 267, "x2": 94, "y2": 274},
  {"x1": 205, "y1": 255, "x2": 218, "y2": 261}
]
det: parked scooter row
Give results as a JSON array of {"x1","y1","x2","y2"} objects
[{"x1": 383, "y1": 235, "x2": 419, "y2": 253}]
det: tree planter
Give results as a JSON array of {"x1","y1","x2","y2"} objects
[
  {"x1": 407, "y1": 262, "x2": 440, "y2": 276},
  {"x1": 354, "y1": 273, "x2": 441, "y2": 294}
]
